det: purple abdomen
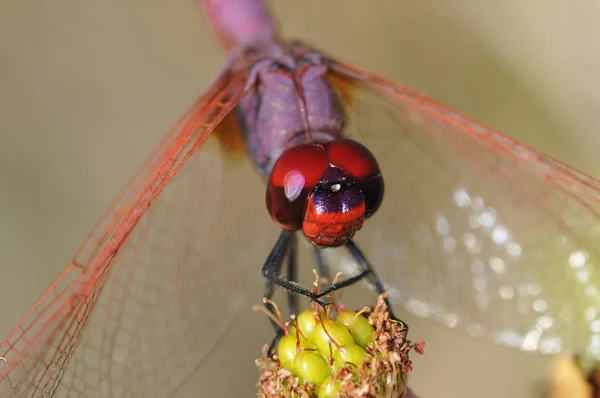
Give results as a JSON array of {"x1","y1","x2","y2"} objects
[{"x1": 199, "y1": 0, "x2": 277, "y2": 50}]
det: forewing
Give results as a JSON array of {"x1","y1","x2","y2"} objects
[
  {"x1": 326, "y1": 59, "x2": 600, "y2": 359},
  {"x1": 0, "y1": 68, "x2": 265, "y2": 397}
]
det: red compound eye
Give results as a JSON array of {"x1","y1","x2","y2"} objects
[
  {"x1": 326, "y1": 139, "x2": 381, "y2": 181},
  {"x1": 266, "y1": 143, "x2": 329, "y2": 230},
  {"x1": 326, "y1": 139, "x2": 384, "y2": 217}
]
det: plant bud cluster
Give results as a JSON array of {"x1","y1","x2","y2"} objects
[{"x1": 256, "y1": 294, "x2": 424, "y2": 398}]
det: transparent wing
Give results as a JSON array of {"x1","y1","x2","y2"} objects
[
  {"x1": 326, "y1": 59, "x2": 600, "y2": 359},
  {"x1": 0, "y1": 67, "x2": 265, "y2": 397}
]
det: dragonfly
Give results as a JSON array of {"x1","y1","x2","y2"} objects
[{"x1": 2, "y1": 0, "x2": 600, "y2": 397}]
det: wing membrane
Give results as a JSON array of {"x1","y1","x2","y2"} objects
[
  {"x1": 327, "y1": 59, "x2": 600, "y2": 359},
  {"x1": 0, "y1": 68, "x2": 252, "y2": 397}
]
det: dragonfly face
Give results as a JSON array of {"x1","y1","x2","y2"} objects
[{"x1": 266, "y1": 139, "x2": 384, "y2": 247}]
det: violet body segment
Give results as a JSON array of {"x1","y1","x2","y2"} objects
[
  {"x1": 199, "y1": 0, "x2": 277, "y2": 50},
  {"x1": 235, "y1": 44, "x2": 346, "y2": 175}
]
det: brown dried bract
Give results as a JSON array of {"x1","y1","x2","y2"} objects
[{"x1": 256, "y1": 293, "x2": 424, "y2": 398}]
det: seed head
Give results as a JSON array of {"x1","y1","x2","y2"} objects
[{"x1": 256, "y1": 293, "x2": 424, "y2": 397}]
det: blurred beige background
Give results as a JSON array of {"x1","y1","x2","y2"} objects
[{"x1": 1, "y1": 0, "x2": 599, "y2": 397}]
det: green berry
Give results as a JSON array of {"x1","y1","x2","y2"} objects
[
  {"x1": 277, "y1": 334, "x2": 314, "y2": 370},
  {"x1": 296, "y1": 310, "x2": 318, "y2": 341},
  {"x1": 333, "y1": 343, "x2": 368, "y2": 368},
  {"x1": 313, "y1": 319, "x2": 354, "y2": 355},
  {"x1": 292, "y1": 351, "x2": 331, "y2": 385},
  {"x1": 317, "y1": 378, "x2": 340, "y2": 397},
  {"x1": 336, "y1": 310, "x2": 375, "y2": 348},
  {"x1": 277, "y1": 335, "x2": 298, "y2": 370}
]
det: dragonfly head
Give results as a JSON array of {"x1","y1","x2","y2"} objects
[{"x1": 266, "y1": 139, "x2": 384, "y2": 247}]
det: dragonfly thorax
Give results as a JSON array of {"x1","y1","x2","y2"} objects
[{"x1": 236, "y1": 42, "x2": 347, "y2": 176}]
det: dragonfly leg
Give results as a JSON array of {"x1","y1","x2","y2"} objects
[
  {"x1": 310, "y1": 240, "x2": 408, "y2": 331},
  {"x1": 313, "y1": 247, "x2": 331, "y2": 287},
  {"x1": 264, "y1": 232, "x2": 301, "y2": 354},
  {"x1": 262, "y1": 230, "x2": 328, "y2": 308},
  {"x1": 311, "y1": 240, "x2": 381, "y2": 300},
  {"x1": 312, "y1": 267, "x2": 372, "y2": 299},
  {"x1": 345, "y1": 240, "x2": 406, "y2": 328},
  {"x1": 310, "y1": 240, "x2": 373, "y2": 299},
  {"x1": 262, "y1": 233, "x2": 289, "y2": 354},
  {"x1": 313, "y1": 247, "x2": 332, "y2": 305},
  {"x1": 262, "y1": 232, "x2": 289, "y2": 335},
  {"x1": 263, "y1": 286, "x2": 284, "y2": 355},
  {"x1": 286, "y1": 233, "x2": 299, "y2": 317}
]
